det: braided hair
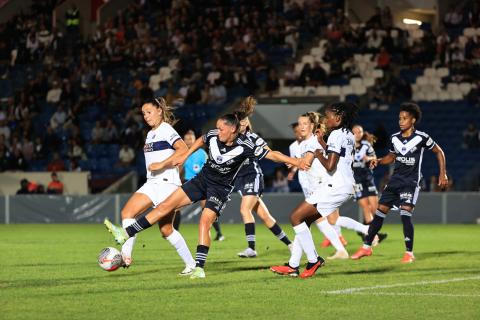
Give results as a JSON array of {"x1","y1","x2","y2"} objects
[
  {"x1": 400, "y1": 102, "x2": 422, "y2": 124},
  {"x1": 326, "y1": 102, "x2": 359, "y2": 130}
]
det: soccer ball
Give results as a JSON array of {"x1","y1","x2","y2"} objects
[{"x1": 98, "y1": 247, "x2": 123, "y2": 271}]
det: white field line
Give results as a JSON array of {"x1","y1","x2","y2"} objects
[
  {"x1": 322, "y1": 275, "x2": 480, "y2": 295},
  {"x1": 338, "y1": 292, "x2": 480, "y2": 298}
]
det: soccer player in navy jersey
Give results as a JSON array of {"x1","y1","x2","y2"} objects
[
  {"x1": 105, "y1": 112, "x2": 308, "y2": 278},
  {"x1": 233, "y1": 96, "x2": 292, "y2": 258},
  {"x1": 352, "y1": 102, "x2": 448, "y2": 263}
]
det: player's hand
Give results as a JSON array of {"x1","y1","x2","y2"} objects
[
  {"x1": 148, "y1": 162, "x2": 163, "y2": 172},
  {"x1": 438, "y1": 173, "x2": 448, "y2": 189},
  {"x1": 297, "y1": 158, "x2": 311, "y2": 171},
  {"x1": 287, "y1": 171, "x2": 295, "y2": 181},
  {"x1": 369, "y1": 158, "x2": 378, "y2": 169}
]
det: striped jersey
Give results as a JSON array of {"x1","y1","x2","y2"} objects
[
  {"x1": 236, "y1": 131, "x2": 267, "y2": 178},
  {"x1": 201, "y1": 130, "x2": 269, "y2": 186},
  {"x1": 388, "y1": 130, "x2": 436, "y2": 186},
  {"x1": 143, "y1": 122, "x2": 182, "y2": 185},
  {"x1": 353, "y1": 140, "x2": 376, "y2": 182}
]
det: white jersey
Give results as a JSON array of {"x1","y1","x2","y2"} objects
[
  {"x1": 289, "y1": 140, "x2": 301, "y2": 158},
  {"x1": 143, "y1": 122, "x2": 182, "y2": 185},
  {"x1": 322, "y1": 128, "x2": 355, "y2": 194},
  {"x1": 296, "y1": 134, "x2": 327, "y2": 199}
]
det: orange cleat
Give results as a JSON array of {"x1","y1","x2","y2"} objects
[
  {"x1": 339, "y1": 235, "x2": 348, "y2": 246},
  {"x1": 351, "y1": 246, "x2": 373, "y2": 260},
  {"x1": 270, "y1": 264, "x2": 299, "y2": 277},
  {"x1": 320, "y1": 238, "x2": 331, "y2": 248},
  {"x1": 299, "y1": 257, "x2": 325, "y2": 279},
  {"x1": 401, "y1": 252, "x2": 415, "y2": 264}
]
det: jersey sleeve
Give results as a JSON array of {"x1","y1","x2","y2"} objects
[
  {"x1": 365, "y1": 141, "x2": 376, "y2": 157},
  {"x1": 163, "y1": 123, "x2": 182, "y2": 146},
  {"x1": 423, "y1": 133, "x2": 436, "y2": 150},
  {"x1": 326, "y1": 130, "x2": 343, "y2": 154},
  {"x1": 289, "y1": 142, "x2": 296, "y2": 157},
  {"x1": 305, "y1": 136, "x2": 322, "y2": 154},
  {"x1": 388, "y1": 136, "x2": 396, "y2": 154},
  {"x1": 203, "y1": 129, "x2": 218, "y2": 144}
]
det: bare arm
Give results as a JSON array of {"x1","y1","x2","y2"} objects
[
  {"x1": 369, "y1": 152, "x2": 396, "y2": 169},
  {"x1": 148, "y1": 139, "x2": 189, "y2": 172},
  {"x1": 176, "y1": 136, "x2": 206, "y2": 167},
  {"x1": 265, "y1": 150, "x2": 310, "y2": 170},
  {"x1": 314, "y1": 149, "x2": 339, "y2": 172},
  {"x1": 431, "y1": 144, "x2": 448, "y2": 188}
]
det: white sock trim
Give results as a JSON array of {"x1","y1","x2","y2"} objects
[{"x1": 122, "y1": 218, "x2": 136, "y2": 228}]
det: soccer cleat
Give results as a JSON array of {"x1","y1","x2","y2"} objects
[
  {"x1": 351, "y1": 246, "x2": 373, "y2": 260},
  {"x1": 189, "y1": 267, "x2": 206, "y2": 279},
  {"x1": 401, "y1": 252, "x2": 415, "y2": 264},
  {"x1": 299, "y1": 256, "x2": 325, "y2": 279},
  {"x1": 270, "y1": 264, "x2": 299, "y2": 277},
  {"x1": 378, "y1": 233, "x2": 388, "y2": 243},
  {"x1": 104, "y1": 218, "x2": 128, "y2": 245},
  {"x1": 320, "y1": 238, "x2": 331, "y2": 248},
  {"x1": 339, "y1": 235, "x2": 348, "y2": 246},
  {"x1": 214, "y1": 234, "x2": 225, "y2": 241},
  {"x1": 372, "y1": 235, "x2": 380, "y2": 247},
  {"x1": 178, "y1": 265, "x2": 195, "y2": 276},
  {"x1": 237, "y1": 248, "x2": 257, "y2": 258},
  {"x1": 327, "y1": 250, "x2": 349, "y2": 260}
]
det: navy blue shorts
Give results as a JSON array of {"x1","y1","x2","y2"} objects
[
  {"x1": 379, "y1": 183, "x2": 420, "y2": 208},
  {"x1": 181, "y1": 174, "x2": 232, "y2": 216},
  {"x1": 354, "y1": 178, "x2": 378, "y2": 200},
  {"x1": 234, "y1": 173, "x2": 264, "y2": 197}
]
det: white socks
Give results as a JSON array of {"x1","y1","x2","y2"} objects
[
  {"x1": 288, "y1": 237, "x2": 303, "y2": 268},
  {"x1": 121, "y1": 218, "x2": 137, "y2": 258},
  {"x1": 336, "y1": 216, "x2": 369, "y2": 235},
  {"x1": 316, "y1": 219, "x2": 346, "y2": 252},
  {"x1": 166, "y1": 229, "x2": 196, "y2": 268},
  {"x1": 293, "y1": 222, "x2": 318, "y2": 263},
  {"x1": 333, "y1": 224, "x2": 342, "y2": 235}
]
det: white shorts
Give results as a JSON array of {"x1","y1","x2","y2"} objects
[
  {"x1": 136, "y1": 180, "x2": 180, "y2": 208},
  {"x1": 306, "y1": 184, "x2": 352, "y2": 217}
]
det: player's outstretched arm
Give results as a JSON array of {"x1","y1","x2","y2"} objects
[
  {"x1": 265, "y1": 151, "x2": 310, "y2": 170},
  {"x1": 176, "y1": 136, "x2": 206, "y2": 166},
  {"x1": 431, "y1": 144, "x2": 448, "y2": 188},
  {"x1": 148, "y1": 139, "x2": 189, "y2": 172},
  {"x1": 369, "y1": 153, "x2": 395, "y2": 169}
]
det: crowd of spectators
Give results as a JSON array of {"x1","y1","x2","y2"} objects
[
  {"x1": 280, "y1": 2, "x2": 480, "y2": 106},
  {"x1": 0, "y1": 0, "x2": 343, "y2": 178}
]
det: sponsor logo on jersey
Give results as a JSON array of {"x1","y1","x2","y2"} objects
[
  {"x1": 396, "y1": 156, "x2": 416, "y2": 165},
  {"x1": 208, "y1": 196, "x2": 223, "y2": 208},
  {"x1": 254, "y1": 146, "x2": 264, "y2": 157}
]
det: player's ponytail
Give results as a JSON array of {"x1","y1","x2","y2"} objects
[
  {"x1": 152, "y1": 97, "x2": 177, "y2": 125},
  {"x1": 234, "y1": 96, "x2": 257, "y2": 132}
]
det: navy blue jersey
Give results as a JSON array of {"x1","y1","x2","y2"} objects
[
  {"x1": 388, "y1": 130, "x2": 436, "y2": 186},
  {"x1": 237, "y1": 131, "x2": 267, "y2": 178},
  {"x1": 201, "y1": 129, "x2": 269, "y2": 187},
  {"x1": 353, "y1": 140, "x2": 376, "y2": 182}
]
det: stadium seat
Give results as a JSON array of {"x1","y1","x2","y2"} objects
[
  {"x1": 341, "y1": 85, "x2": 353, "y2": 95},
  {"x1": 447, "y1": 83, "x2": 459, "y2": 92},
  {"x1": 438, "y1": 91, "x2": 450, "y2": 101},
  {"x1": 372, "y1": 69, "x2": 383, "y2": 78},
  {"x1": 328, "y1": 85, "x2": 341, "y2": 96},
  {"x1": 352, "y1": 85, "x2": 367, "y2": 95},
  {"x1": 436, "y1": 67, "x2": 449, "y2": 78},
  {"x1": 424, "y1": 68, "x2": 436, "y2": 78},
  {"x1": 320, "y1": 63, "x2": 331, "y2": 74},
  {"x1": 292, "y1": 86, "x2": 305, "y2": 96},
  {"x1": 416, "y1": 76, "x2": 428, "y2": 86},
  {"x1": 363, "y1": 77, "x2": 375, "y2": 87},
  {"x1": 168, "y1": 59, "x2": 179, "y2": 70},
  {"x1": 149, "y1": 74, "x2": 161, "y2": 91},
  {"x1": 350, "y1": 77, "x2": 362, "y2": 87},
  {"x1": 301, "y1": 55, "x2": 315, "y2": 65},
  {"x1": 304, "y1": 86, "x2": 316, "y2": 96},
  {"x1": 459, "y1": 82, "x2": 472, "y2": 95},
  {"x1": 425, "y1": 91, "x2": 438, "y2": 101},
  {"x1": 463, "y1": 28, "x2": 476, "y2": 38},
  {"x1": 449, "y1": 90, "x2": 464, "y2": 100},
  {"x1": 279, "y1": 86, "x2": 292, "y2": 96},
  {"x1": 315, "y1": 86, "x2": 329, "y2": 96}
]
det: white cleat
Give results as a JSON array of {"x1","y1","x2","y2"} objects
[
  {"x1": 372, "y1": 235, "x2": 380, "y2": 247},
  {"x1": 237, "y1": 247, "x2": 257, "y2": 258},
  {"x1": 178, "y1": 265, "x2": 195, "y2": 276},
  {"x1": 327, "y1": 250, "x2": 349, "y2": 260},
  {"x1": 190, "y1": 267, "x2": 206, "y2": 279}
]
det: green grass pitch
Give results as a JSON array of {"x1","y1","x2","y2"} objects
[{"x1": 1, "y1": 224, "x2": 479, "y2": 319}]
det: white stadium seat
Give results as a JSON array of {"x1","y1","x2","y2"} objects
[
  {"x1": 341, "y1": 85, "x2": 353, "y2": 95},
  {"x1": 425, "y1": 91, "x2": 438, "y2": 101},
  {"x1": 292, "y1": 86, "x2": 305, "y2": 96},
  {"x1": 438, "y1": 91, "x2": 450, "y2": 101},
  {"x1": 416, "y1": 76, "x2": 428, "y2": 86},
  {"x1": 320, "y1": 63, "x2": 331, "y2": 74},
  {"x1": 447, "y1": 83, "x2": 459, "y2": 92},
  {"x1": 449, "y1": 90, "x2": 463, "y2": 101},
  {"x1": 304, "y1": 86, "x2": 316, "y2": 96},
  {"x1": 315, "y1": 86, "x2": 329, "y2": 96},
  {"x1": 328, "y1": 85, "x2": 341, "y2": 96},
  {"x1": 353, "y1": 85, "x2": 367, "y2": 95},
  {"x1": 350, "y1": 77, "x2": 363, "y2": 87},
  {"x1": 363, "y1": 77, "x2": 375, "y2": 87},
  {"x1": 301, "y1": 55, "x2": 314, "y2": 65},
  {"x1": 436, "y1": 67, "x2": 449, "y2": 78},
  {"x1": 459, "y1": 82, "x2": 472, "y2": 95},
  {"x1": 279, "y1": 86, "x2": 292, "y2": 96},
  {"x1": 168, "y1": 59, "x2": 179, "y2": 70},
  {"x1": 149, "y1": 74, "x2": 161, "y2": 91},
  {"x1": 424, "y1": 68, "x2": 436, "y2": 78},
  {"x1": 463, "y1": 28, "x2": 476, "y2": 38},
  {"x1": 372, "y1": 69, "x2": 383, "y2": 78}
]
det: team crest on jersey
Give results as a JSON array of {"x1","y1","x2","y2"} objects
[{"x1": 216, "y1": 155, "x2": 223, "y2": 162}]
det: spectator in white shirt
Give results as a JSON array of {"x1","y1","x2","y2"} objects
[
  {"x1": 118, "y1": 144, "x2": 135, "y2": 167},
  {"x1": 46, "y1": 81, "x2": 62, "y2": 104}
]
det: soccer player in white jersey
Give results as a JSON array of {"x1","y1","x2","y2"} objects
[
  {"x1": 271, "y1": 102, "x2": 360, "y2": 278},
  {"x1": 233, "y1": 97, "x2": 293, "y2": 258},
  {"x1": 352, "y1": 102, "x2": 448, "y2": 263},
  {"x1": 104, "y1": 112, "x2": 309, "y2": 279},
  {"x1": 104, "y1": 98, "x2": 196, "y2": 275}
]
